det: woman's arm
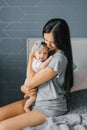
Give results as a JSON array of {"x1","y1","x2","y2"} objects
[
  {"x1": 27, "y1": 51, "x2": 57, "y2": 89},
  {"x1": 29, "y1": 67, "x2": 57, "y2": 89}
]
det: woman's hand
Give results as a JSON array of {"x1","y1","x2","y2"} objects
[
  {"x1": 20, "y1": 84, "x2": 28, "y2": 94},
  {"x1": 29, "y1": 41, "x2": 39, "y2": 59},
  {"x1": 26, "y1": 87, "x2": 37, "y2": 96},
  {"x1": 27, "y1": 49, "x2": 36, "y2": 78},
  {"x1": 21, "y1": 83, "x2": 37, "y2": 96},
  {"x1": 29, "y1": 50, "x2": 35, "y2": 60}
]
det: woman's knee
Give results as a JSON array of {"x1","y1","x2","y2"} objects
[{"x1": 0, "y1": 123, "x2": 7, "y2": 130}]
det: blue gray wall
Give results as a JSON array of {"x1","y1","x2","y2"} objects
[{"x1": 0, "y1": 0, "x2": 87, "y2": 106}]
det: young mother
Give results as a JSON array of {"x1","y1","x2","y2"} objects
[{"x1": 0, "y1": 18, "x2": 73, "y2": 130}]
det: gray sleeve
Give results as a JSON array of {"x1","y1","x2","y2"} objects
[{"x1": 48, "y1": 55, "x2": 67, "y2": 75}]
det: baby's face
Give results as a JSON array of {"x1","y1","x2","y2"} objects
[{"x1": 35, "y1": 47, "x2": 49, "y2": 62}]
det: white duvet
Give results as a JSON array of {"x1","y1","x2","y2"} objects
[
  {"x1": 45, "y1": 114, "x2": 87, "y2": 130},
  {"x1": 24, "y1": 113, "x2": 87, "y2": 130}
]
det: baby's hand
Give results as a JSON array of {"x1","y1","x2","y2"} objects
[{"x1": 49, "y1": 55, "x2": 53, "y2": 60}]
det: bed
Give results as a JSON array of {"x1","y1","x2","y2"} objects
[{"x1": 24, "y1": 38, "x2": 87, "y2": 130}]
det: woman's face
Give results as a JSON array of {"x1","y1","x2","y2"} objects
[{"x1": 44, "y1": 32, "x2": 58, "y2": 51}]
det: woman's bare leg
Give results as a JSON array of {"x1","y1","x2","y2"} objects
[
  {"x1": 0, "y1": 99, "x2": 26, "y2": 121},
  {"x1": 0, "y1": 110, "x2": 47, "y2": 130}
]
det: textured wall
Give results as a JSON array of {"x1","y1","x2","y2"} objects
[{"x1": 0, "y1": 0, "x2": 87, "y2": 106}]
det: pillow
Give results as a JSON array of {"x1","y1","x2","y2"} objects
[
  {"x1": 70, "y1": 69, "x2": 87, "y2": 92},
  {"x1": 73, "y1": 63, "x2": 79, "y2": 71}
]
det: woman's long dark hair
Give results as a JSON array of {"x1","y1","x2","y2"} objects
[{"x1": 43, "y1": 18, "x2": 73, "y2": 95}]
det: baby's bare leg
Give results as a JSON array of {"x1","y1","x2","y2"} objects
[{"x1": 24, "y1": 95, "x2": 36, "y2": 112}]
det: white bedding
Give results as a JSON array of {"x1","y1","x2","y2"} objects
[
  {"x1": 24, "y1": 113, "x2": 87, "y2": 130},
  {"x1": 44, "y1": 114, "x2": 87, "y2": 130}
]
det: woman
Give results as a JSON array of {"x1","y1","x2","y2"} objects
[{"x1": 0, "y1": 18, "x2": 73, "y2": 130}]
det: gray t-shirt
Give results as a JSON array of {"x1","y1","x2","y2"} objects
[{"x1": 33, "y1": 50, "x2": 68, "y2": 115}]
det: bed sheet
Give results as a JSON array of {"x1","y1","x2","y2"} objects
[{"x1": 24, "y1": 89, "x2": 87, "y2": 130}]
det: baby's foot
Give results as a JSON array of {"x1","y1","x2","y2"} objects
[{"x1": 24, "y1": 107, "x2": 30, "y2": 112}]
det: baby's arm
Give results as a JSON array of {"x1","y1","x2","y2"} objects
[{"x1": 39, "y1": 56, "x2": 52, "y2": 70}]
